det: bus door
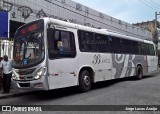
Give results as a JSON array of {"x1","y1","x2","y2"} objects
[
  {"x1": 47, "y1": 28, "x2": 77, "y2": 89},
  {"x1": 150, "y1": 56, "x2": 158, "y2": 72},
  {"x1": 147, "y1": 44, "x2": 158, "y2": 72}
]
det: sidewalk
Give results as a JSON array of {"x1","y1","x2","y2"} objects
[{"x1": 0, "y1": 89, "x2": 33, "y2": 99}]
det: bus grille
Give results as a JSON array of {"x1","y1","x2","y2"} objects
[{"x1": 16, "y1": 69, "x2": 35, "y2": 75}]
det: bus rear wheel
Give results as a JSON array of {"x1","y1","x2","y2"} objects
[
  {"x1": 79, "y1": 70, "x2": 91, "y2": 92},
  {"x1": 136, "y1": 66, "x2": 143, "y2": 80}
]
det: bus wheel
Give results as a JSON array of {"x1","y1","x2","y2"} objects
[
  {"x1": 136, "y1": 66, "x2": 143, "y2": 80},
  {"x1": 79, "y1": 70, "x2": 91, "y2": 92}
]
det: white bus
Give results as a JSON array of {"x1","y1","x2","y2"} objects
[{"x1": 12, "y1": 18, "x2": 158, "y2": 92}]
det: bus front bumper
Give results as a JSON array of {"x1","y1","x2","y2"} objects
[{"x1": 12, "y1": 76, "x2": 49, "y2": 91}]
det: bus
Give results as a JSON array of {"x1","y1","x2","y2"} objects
[{"x1": 12, "y1": 18, "x2": 158, "y2": 92}]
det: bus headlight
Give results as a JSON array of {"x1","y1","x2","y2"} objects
[
  {"x1": 35, "y1": 67, "x2": 46, "y2": 79},
  {"x1": 12, "y1": 73, "x2": 18, "y2": 80}
]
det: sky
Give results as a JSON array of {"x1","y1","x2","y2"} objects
[{"x1": 72, "y1": 0, "x2": 160, "y2": 24}]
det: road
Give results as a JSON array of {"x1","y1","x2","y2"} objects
[{"x1": 0, "y1": 70, "x2": 160, "y2": 114}]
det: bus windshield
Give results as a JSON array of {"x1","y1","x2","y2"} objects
[{"x1": 13, "y1": 20, "x2": 44, "y2": 69}]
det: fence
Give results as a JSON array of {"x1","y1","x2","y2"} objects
[{"x1": 0, "y1": 40, "x2": 13, "y2": 59}]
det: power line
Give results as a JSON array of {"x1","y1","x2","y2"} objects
[
  {"x1": 146, "y1": 0, "x2": 160, "y2": 11},
  {"x1": 150, "y1": 0, "x2": 160, "y2": 7},
  {"x1": 137, "y1": 0, "x2": 157, "y2": 11}
]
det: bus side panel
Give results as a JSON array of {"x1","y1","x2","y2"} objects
[
  {"x1": 48, "y1": 58, "x2": 78, "y2": 90},
  {"x1": 77, "y1": 52, "x2": 112, "y2": 83},
  {"x1": 147, "y1": 55, "x2": 158, "y2": 72},
  {"x1": 112, "y1": 54, "x2": 147, "y2": 79}
]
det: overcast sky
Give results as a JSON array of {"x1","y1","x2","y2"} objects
[{"x1": 73, "y1": 0, "x2": 160, "y2": 24}]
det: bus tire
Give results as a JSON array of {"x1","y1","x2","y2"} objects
[
  {"x1": 79, "y1": 70, "x2": 91, "y2": 92},
  {"x1": 136, "y1": 66, "x2": 143, "y2": 80}
]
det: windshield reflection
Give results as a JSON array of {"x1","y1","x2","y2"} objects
[{"x1": 13, "y1": 31, "x2": 44, "y2": 68}]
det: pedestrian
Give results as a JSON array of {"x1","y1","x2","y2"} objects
[
  {"x1": 0, "y1": 57, "x2": 3, "y2": 91},
  {"x1": 0, "y1": 55, "x2": 13, "y2": 94}
]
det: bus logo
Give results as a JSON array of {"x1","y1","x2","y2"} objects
[
  {"x1": 92, "y1": 54, "x2": 110, "y2": 65},
  {"x1": 2, "y1": 106, "x2": 11, "y2": 111}
]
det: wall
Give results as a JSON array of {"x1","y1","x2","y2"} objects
[{"x1": 0, "y1": 0, "x2": 152, "y2": 40}]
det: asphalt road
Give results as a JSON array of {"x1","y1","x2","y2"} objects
[{"x1": 0, "y1": 70, "x2": 160, "y2": 114}]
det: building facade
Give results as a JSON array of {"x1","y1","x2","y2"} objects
[
  {"x1": 133, "y1": 20, "x2": 160, "y2": 41},
  {"x1": 133, "y1": 21, "x2": 155, "y2": 36},
  {"x1": 0, "y1": 0, "x2": 152, "y2": 39},
  {"x1": 133, "y1": 21, "x2": 160, "y2": 48},
  {"x1": 0, "y1": 0, "x2": 154, "y2": 58}
]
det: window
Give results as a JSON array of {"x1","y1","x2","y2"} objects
[
  {"x1": 140, "y1": 42, "x2": 148, "y2": 55},
  {"x1": 47, "y1": 29, "x2": 76, "y2": 59},
  {"x1": 108, "y1": 36, "x2": 113, "y2": 52},
  {"x1": 120, "y1": 39, "x2": 139, "y2": 54},
  {"x1": 78, "y1": 30, "x2": 154, "y2": 56},
  {"x1": 121, "y1": 39, "x2": 129, "y2": 54},
  {"x1": 128, "y1": 40, "x2": 135, "y2": 54},
  {"x1": 133, "y1": 41, "x2": 139, "y2": 54},
  {"x1": 148, "y1": 44, "x2": 155, "y2": 56},
  {"x1": 78, "y1": 30, "x2": 95, "y2": 52},
  {"x1": 138, "y1": 42, "x2": 141, "y2": 55},
  {"x1": 109, "y1": 36, "x2": 122, "y2": 53},
  {"x1": 78, "y1": 30, "x2": 110, "y2": 53},
  {"x1": 95, "y1": 33, "x2": 109, "y2": 52}
]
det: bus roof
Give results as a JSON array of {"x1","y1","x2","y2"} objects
[{"x1": 43, "y1": 18, "x2": 154, "y2": 44}]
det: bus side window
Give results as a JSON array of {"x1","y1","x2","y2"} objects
[
  {"x1": 133, "y1": 41, "x2": 139, "y2": 55},
  {"x1": 121, "y1": 39, "x2": 128, "y2": 54},
  {"x1": 78, "y1": 30, "x2": 85, "y2": 51},
  {"x1": 140, "y1": 42, "x2": 148, "y2": 55},
  {"x1": 47, "y1": 29, "x2": 76, "y2": 59},
  {"x1": 108, "y1": 36, "x2": 113, "y2": 53},
  {"x1": 95, "y1": 33, "x2": 109, "y2": 53},
  {"x1": 78, "y1": 30, "x2": 95, "y2": 52},
  {"x1": 61, "y1": 31, "x2": 70, "y2": 51},
  {"x1": 47, "y1": 28, "x2": 54, "y2": 50},
  {"x1": 111, "y1": 36, "x2": 121, "y2": 53},
  {"x1": 149, "y1": 44, "x2": 155, "y2": 56},
  {"x1": 54, "y1": 30, "x2": 61, "y2": 51}
]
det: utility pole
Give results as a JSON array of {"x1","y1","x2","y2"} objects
[{"x1": 155, "y1": 12, "x2": 160, "y2": 55}]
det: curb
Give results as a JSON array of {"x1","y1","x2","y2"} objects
[{"x1": 0, "y1": 91, "x2": 34, "y2": 99}]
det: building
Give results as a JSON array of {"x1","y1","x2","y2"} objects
[
  {"x1": 0, "y1": 0, "x2": 153, "y2": 58},
  {"x1": 133, "y1": 20, "x2": 160, "y2": 42}
]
